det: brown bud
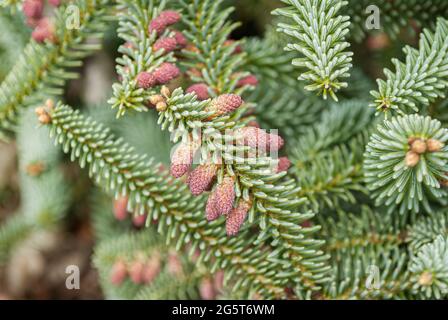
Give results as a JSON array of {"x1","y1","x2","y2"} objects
[
  {"x1": 26, "y1": 162, "x2": 46, "y2": 177},
  {"x1": 38, "y1": 113, "x2": 52, "y2": 124},
  {"x1": 149, "y1": 95, "x2": 165, "y2": 106},
  {"x1": 405, "y1": 151, "x2": 420, "y2": 167},
  {"x1": 156, "y1": 101, "x2": 168, "y2": 112},
  {"x1": 426, "y1": 139, "x2": 444, "y2": 152},
  {"x1": 161, "y1": 85, "x2": 171, "y2": 98},
  {"x1": 418, "y1": 271, "x2": 433, "y2": 286},
  {"x1": 410, "y1": 139, "x2": 427, "y2": 154}
]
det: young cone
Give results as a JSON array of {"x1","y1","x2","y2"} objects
[
  {"x1": 188, "y1": 164, "x2": 218, "y2": 196},
  {"x1": 214, "y1": 176, "x2": 235, "y2": 215},
  {"x1": 226, "y1": 200, "x2": 251, "y2": 236}
]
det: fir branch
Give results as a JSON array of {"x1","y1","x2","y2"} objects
[
  {"x1": 0, "y1": 0, "x2": 112, "y2": 135},
  {"x1": 364, "y1": 114, "x2": 448, "y2": 215},
  {"x1": 179, "y1": 0, "x2": 247, "y2": 96},
  {"x1": 108, "y1": 0, "x2": 178, "y2": 116},
  {"x1": 371, "y1": 18, "x2": 448, "y2": 115},
  {"x1": 42, "y1": 103, "x2": 293, "y2": 299},
  {"x1": 407, "y1": 211, "x2": 448, "y2": 252},
  {"x1": 273, "y1": 0, "x2": 353, "y2": 100},
  {"x1": 409, "y1": 235, "x2": 448, "y2": 299},
  {"x1": 0, "y1": 214, "x2": 33, "y2": 263}
]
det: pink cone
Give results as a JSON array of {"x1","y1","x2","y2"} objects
[
  {"x1": 186, "y1": 83, "x2": 210, "y2": 101},
  {"x1": 173, "y1": 31, "x2": 187, "y2": 48},
  {"x1": 214, "y1": 176, "x2": 235, "y2": 215},
  {"x1": 113, "y1": 196, "x2": 128, "y2": 221},
  {"x1": 158, "y1": 10, "x2": 181, "y2": 25},
  {"x1": 132, "y1": 214, "x2": 147, "y2": 227},
  {"x1": 32, "y1": 18, "x2": 55, "y2": 43},
  {"x1": 23, "y1": 0, "x2": 43, "y2": 19},
  {"x1": 148, "y1": 17, "x2": 166, "y2": 35},
  {"x1": 153, "y1": 63, "x2": 180, "y2": 84},
  {"x1": 48, "y1": 0, "x2": 61, "y2": 6},
  {"x1": 170, "y1": 142, "x2": 196, "y2": 178},
  {"x1": 200, "y1": 278, "x2": 216, "y2": 300},
  {"x1": 205, "y1": 192, "x2": 220, "y2": 221},
  {"x1": 110, "y1": 260, "x2": 127, "y2": 286},
  {"x1": 142, "y1": 257, "x2": 161, "y2": 284},
  {"x1": 236, "y1": 127, "x2": 284, "y2": 152},
  {"x1": 153, "y1": 37, "x2": 178, "y2": 53},
  {"x1": 237, "y1": 75, "x2": 258, "y2": 87},
  {"x1": 167, "y1": 252, "x2": 183, "y2": 276},
  {"x1": 208, "y1": 94, "x2": 243, "y2": 117},
  {"x1": 226, "y1": 200, "x2": 251, "y2": 236},
  {"x1": 276, "y1": 157, "x2": 291, "y2": 173},
  {"x1": 136, "y1": 71, "x2": 157, "y2": 89},
  {"x1": 129, "y1": 260, "x2": 145, "y2": 284},
  {"x1": 188, "y1": 164, "x2": 217, "y2": 196}
]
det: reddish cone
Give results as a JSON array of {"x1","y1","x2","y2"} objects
[
  {"x1": 136, "y1": 71, "x2": 157, "y2": 89},
  {"x1": 153, "y1": 63, "x2": 180, "y2": 84},
  {"x1": 170, "y1": 141, "x2": 196, "y2": 178},
  {"x1": 142, "y1": 256, "x2": 161, "y2": 284},
  {"x1": 214, "y1": 176, "x2": 235, "y2": 215},
  {"x1": 226, "y1": 200, "x2": 250, "y2": 236},
  {"x1": 199, "y1": 278, "x2": 216, "y2": 300},
  {"x1": 32, "y1": 18, "x2": 55, "y2": 43},
  {"x1": 236, "y1": 127, "x2": 284, "y2": 152},
  {"x1": 188, "y1": 164, "x2": 218, "y2": 196},
  {"x1": 186, "y1": 83, "x2": 210, "y2": 101},
  {"x1": 153, "y1": 37, "x2": 178, "y2": 53},
  {"x1": 132, "y1": 214, "x2": 147, "y2": 227},
  {"x1": 158, "y1": 10, "x2": 181, "y2": 25},
  {"x1": 207, "y1": 94, "x2": 243, "y2": 117},
  {"x1": 129, "y1": 260, "x2": 145, "y2": 284},
  {"x1": 173, "y1": 31, "x2": 187, "y2": 48},
  {"x1": 110, "y1": 260, "x2": 127, "y2": 286},
  {"x1": 205, "y1": 192, "x2": 220, "y2": 221},
  {"x1": 276, "y1": 157, "x2": 291, "y2": 173},
  {"x1": 23, "y1": 0, "x2": 43, "y2": 19},
  {"x1": 237, "y1": 75, "x2": 258, "y2": 87},
  {"x1": 113, "y1": 196, "x2": 128, "y2": 221}
]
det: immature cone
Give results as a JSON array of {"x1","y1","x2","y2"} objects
[
  {"x1": 205, "y1": 192, "x2": 220, "y2": 221},
  {"x1": 110, "y1": 260, "x2": 127, "y2": 286},
  {"x1": 142, "y1": 256, "x2": 162, "y2": 284},
  {"x1": 48, "y1": 0, "x2": 61, "y2": 6},
  {"x1": 237, "y1": 75, "x2": 258, "y2": 87},
  {"x1": 186, "y1": 83, "x2": 210, "y2": 101},
  {"x1": 173, "y1": 31, "x2": 187, "y2": 48},
  {"x1": 213, "y1": 270, "x2": 224, "y2": 292},
  {"x1": 199, "y1": 278, "x2": 216, "y2": 300},
  {"x1": 214, "y1": 176, "x2": 235, "y2": 215},
  {"x1": 236, "y1": 127, "x2": 284, "y2": 152},
  {"x1": 207, "y1": 94, "x2": 243, "y2": 117},
  {"x1": 32, "y1": 18, "x2": 55, "y2": 43},
  {"x1": 410, "y1": 139, "x2": 427, "y2": 154},
  {"x1": 148, "y1": 10, "x2": 181, "y2": 35},
  {"x1": 405, "y1": 151, "x2": 420, "y2": 167},
  {"x1": 153, "y1": 37, "x2": 178, "y2": 53},
  {"x1": 136, "y1": 71, "x2": 157, "y2": 89},
  {"x1": 153, "y1": 63, "x2": 180, "y2": 84},
  {"x1": 226, "y1": 200, "x2": 251, "y2": 236},
  {"x1": 23, "y1": 0, "x2": 43, "y2": 19},
  {"x1": 170, "y1": 141, "x2": 196, "y2": 178},
  {"x1": 427, "y1": 139, "x2": 444, "y2": 152},
  {"x1": 132, "y1": 214, "x2": 147, "y2": 227},
  {"x1": 129, "y1": 260, "x2": 145, "y2": 284},
  {"x1": 276, "y1": 157, "x2": 291, "y2": 173},
  {"x1": 158, "y1": 10, "x2": 181, "y2": 25},
  {"x1": 113, "y1": 196, "x2": 128, "y2": 221},
  {"x1": 188, "y1": 164, "x2": 218, "y2": 196},
  {"x1": 167, "y1": 251, "x2": 183, "y2": 276}
]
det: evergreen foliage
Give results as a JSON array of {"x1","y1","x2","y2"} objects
[{"x1": 1, "y1": 0, "x2": 448, "y2": 301}]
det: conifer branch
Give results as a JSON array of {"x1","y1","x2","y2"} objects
[
  {"x1": 273, "y1": 0, "x2": 353, "y2": 101},
  {"x1": 41, "y1": 102, "x2": 293, "y2": 298},
  {"x1": 364, "y1": 114, "x2": 448, "y2": 215},
  {"x1": 371, "y1": 18, "x2": 448, "y2": 115},
  {"x1": 0, "y1": 0, "x2": 112, "y2": 135}
]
